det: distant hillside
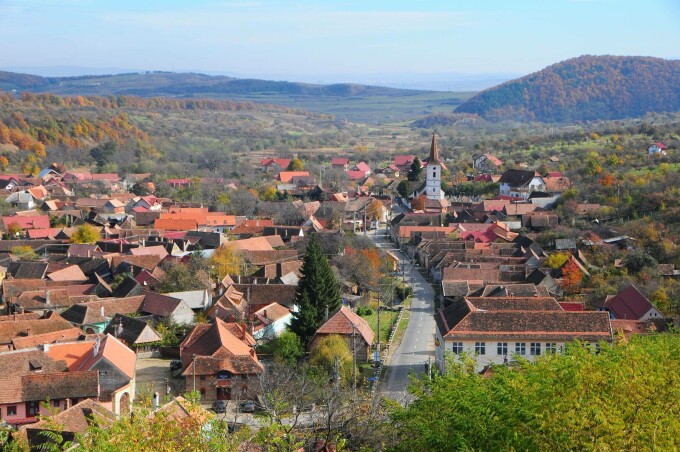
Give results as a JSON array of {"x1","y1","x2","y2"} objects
[
  {"x1": 455, "y1": 55, "x2": 680, "y2": 122},
  {"x1": 0, "y1": 70, "x2": 473, "y2": 124}
]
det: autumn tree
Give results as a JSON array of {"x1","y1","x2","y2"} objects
[
  {"x1": 411, "y1": 194, "x2": 427, "y2": 211},
  {"x1": 70, "y1": 224, "x2": 100, "y2": 244},
  {"x1": 289, "y1": 236, "x2": 341, "y2": 344},
  {"x1": 545, "y1": 251, "x2": 570, "y2": 269},
  {"x1": 310, "y1": 334, "x2": 354, "y2": 386},
  {"x1": 365, "y1": 199, "x2": 384, "y2": 222},
  {"x1": 209, "y1": 243, "x2": 244, "y2": 279},
  {"x1": 561, "y1": 258, "x2": 582, "y2": 294},
  {"x1": 287, "y1": 158, "x2": 304, "y2": 171}
]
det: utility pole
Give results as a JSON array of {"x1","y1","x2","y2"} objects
[
  {"x1": 352, "y1": 322, "x2": 357, "y2": 397},
  {"x1": 192, "y1": 354, "x2": 197, "y2": 393},
  {"x1": 376, "y1": 290, "x2": 381, "y2": 366}
]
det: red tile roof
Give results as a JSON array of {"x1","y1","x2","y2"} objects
[
  {"x1": 315, "y1": 306, "x2": 374, "y2": 345},
  {"x1": 602, "y1": 285, "x2": 658, "y2": 320}
]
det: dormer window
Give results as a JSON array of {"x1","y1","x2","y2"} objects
[{"x1": 216, "y1": 370, "x2": 233, "y2": 380}]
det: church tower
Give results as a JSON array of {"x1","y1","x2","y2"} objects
[{"x1": 426, "y1": 132, "x2": 444, "y2": 200}]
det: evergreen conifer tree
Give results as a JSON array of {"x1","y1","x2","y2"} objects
[{"x1": 289, "y1": 236, "x2": 341, "y2": 344}]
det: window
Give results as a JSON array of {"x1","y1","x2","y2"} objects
[
  {"x1": 200, "y1": 375, "x2": 206, "y2": 381},
  {"x1": 7, "y1": 406, "x2": 16, "y2": 416},
  {"x1": 530, "y1": 343, "x2": 541, "y2": 356},
  {"x1": 451, "y1": 342, "x2": 463, "y2": 354},
  {"x1": 27, "y1": 401, "x2": 39, "y2": 416},
  {"x1": 474, "y1": 342, "x2": 486, "y2": 355},
  {"x1": 200, "y1": 388, "x2": 206, "y2": 396},
  {"x1": 497, "y1": 342, "x2": 508, "y2": 355},
  {"x1": 515, "y1": 342, "x2": 526, "y2": 355},
  {"x1": 432, "y1": 169, "x2": 437, "y2": 178},
  {"x1": 545, "y1": 343, "x2": 557, "y2": 353},
  {"x1": 52, "y1": 399, "x2": 60, "y2": 408}
]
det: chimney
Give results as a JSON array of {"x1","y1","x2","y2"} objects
[
  {"x1": 93, "y1": 336, "x2": 101, "y2": 355},
  {"x1": 43, "y1": 343, "x2": 50, "y2": 352},
  {"x1": 45, "y1": 290, "x2": 51, "y2": 306},
  {"x1": 263, "y1": 309, "x2": 268, "y2": 319},
  {"x1": 100, "y1": 306, "x2": 105, "y2": 318}
]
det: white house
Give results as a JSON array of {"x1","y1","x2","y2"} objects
[
  {"x1": 434, "y1": 297, "x2": 612, "y2": 372},
  {"x1": 647, "y1": 142, "x2": 667, "y2": 156},
  {"x1": 498, "y1": 169, "x2": 545, "y2": 200},
  {"x1": 251, "y1": 302, "x2": 292, "y2": 341}
]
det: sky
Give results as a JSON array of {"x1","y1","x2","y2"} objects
[{"x1": 1, "y1": 0, "x2": 679, "y2": 82}]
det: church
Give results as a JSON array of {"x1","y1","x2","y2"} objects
[{"x1": 411, "y1": 133, "x2": 450, "y2": 213}]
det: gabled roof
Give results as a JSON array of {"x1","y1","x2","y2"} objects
[
  {"x1": 278, "y1": 171, "x2": 310, "y2": 183},
  {"x1": 7, "y1": 261, "x2": 49, "y2": 279},
  {"x1": 180, "y1": 319, "x2": 262, "y2": 376},
  {"x1": 315, "y1": 306, "x2": 374, "y2": 345},
  {"x1": 0, "y1": 312, "x2": 74, "y2": 346},
  {"x1": 103, "y1": 314, "x2": 162, "y2": 346},
  {"x1": 498, "y1": 169, "x2": 539, "y2": 188},
  {"x1": 21, "y1": 398, "x2": 114, "y2": 435},
  {"x1": 60, "y1": 295, "x2": 145, "y2": 325},
  {"x1": 600, "y1": 285, "x2": 658, "y2": 320},
  {"x1": 331, "y1": 157, "x2": 349, "y2": 165},
  {"x1": 47, "y1": 264, "x2": 88, "y2": 282},
  {"x1": 142, "y1": 291, "x2": 184, "y2": 317},
  {"x1": 76, "y1": 334, "x2": 136, "y2": 379}
]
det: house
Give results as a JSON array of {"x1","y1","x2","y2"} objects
[
  {"x1": 179, "y1": 319, "x2": 263, "y2": 402},
  {"x1": 20, "y1": 399, "x2": 114, "y2": 450},
  {"x1": 2, "y1": 214, "x2": 51, "y2": 233},
  {"x1": 5, "y1": 190, "x2": 39, "y2": 210},
  {"x1": 331, "y1": 157, "x2": 350, "y2": 171},
  {"x1": 103, "y1": 314, "x2": 163, "y2": 351},
  {"x1": 593, "y1": 284, "x2": 664, "y2": 321},
  {"x1": 393, "y1": 155, "x2": 416, "y2": 173},
  {"x1": 49, "y1": 334, "x2": 137, "y2": 414},
  {"x1": 310, "y1": 306, "x2": 375, "y2": 362},
  {"x1": 350, "y1": 162, "x2": 371, "y2": 177},
  {"x1": 142, "y1": 291, "x2": 196, "y2": 324},
  {"x1": 277, "y1": 171, "x2": 310, "y2": 184},
  {"x1": 0, "y1": 369, "x2": 99, "y2": 426},
  {"x1": 251, "y1": 302, "x2": 292, "y2": 341},
  {"x1": 472, "y1": 153, "x2": 503, "y2": 170},
  {"x1": 498, "y1": 169, "x2": 545, "y2": 200},
  {"x1": 434, "y1": 298, "x2": 612, "y2": 372},
  {"x1": 166, "y1": 289, "x2": 211, "y2": 312},
  {"x1": 260, "y1": 158, "x2": 292, "y2": 173},
  {"x1": 542, "y1": 174, "x2": 572, "y2": 196},
  {"x1": 647, "y1": 142, "x2": 667, "y2": 156},
  {"x1": 60, "y1": 295, "x2": 146, "y2": 333},
  {"x1": 0, "y1": 311, "x2": 76, "y2": 351}
]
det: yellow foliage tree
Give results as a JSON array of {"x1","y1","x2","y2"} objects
[
  {"x1": 71, "y1": 224, "x2": 101, "y2": 244},
  {"x1": 209, "y1": 243, "x2": 244, "y2": 279}
]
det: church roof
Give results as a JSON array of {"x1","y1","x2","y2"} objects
[{"x1": 429, "y1": 132, "x2": 440, "y2": 163}]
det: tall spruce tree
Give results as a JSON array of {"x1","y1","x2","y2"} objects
[{"x1": 289, "y1": 236, "x2": 341, "y2": 344}]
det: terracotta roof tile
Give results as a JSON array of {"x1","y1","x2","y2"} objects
[{"x1": 315, "y1": 306, "x2": 374, "y2": 345}]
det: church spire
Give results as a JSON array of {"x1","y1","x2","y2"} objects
[{"x1": 429, "y1": 132, "x2": 440, "y2": 163}]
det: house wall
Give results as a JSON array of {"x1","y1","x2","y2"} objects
[
  {"x1": 184, "y1": 374, "x2": 259, "y2": 402},
  {"x1": 436, "y1": 337, "x2": 568, "y2": 372},
  {"x1": 170, "y1": 302, "x2": 196, "y2": 325},
  {"x1": 92, "y1": 359, "x2": 132, "y2": 402},
  {"x1": 0, "y1": 399, "x2": 72, "y2": 424},
  {"x1": 253, "y1": 314, "x2": 292, "y2": 341}
]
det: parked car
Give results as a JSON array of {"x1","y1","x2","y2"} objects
[
  {"x1": 239, "y1": 400, "x2": 255, "y2": 413},
  {"x1": 170, "y1": 360, "x2": 182, "y2": 371},
  {"x1": 212, "y1": 400, "x2": 227, "y2": 413}
]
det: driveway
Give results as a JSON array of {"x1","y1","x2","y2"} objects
[{"x1": 135, "y1": 357, "x2": 185, "y2": 402}]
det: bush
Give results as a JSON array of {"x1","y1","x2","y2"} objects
[
  {"x1": 396, "y1": 285, "x2": 413, "y2": 301},
  {"x1": 356, "y1": 306, "x2": 374, "y2": 316}
]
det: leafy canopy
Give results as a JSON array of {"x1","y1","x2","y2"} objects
[{"x1": 390, "y1": 333, "x2": 680, "y2": 451}]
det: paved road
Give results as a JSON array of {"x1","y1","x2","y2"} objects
[{"x1": 368, "y1": 228, "x2": 436, "y2": 401}]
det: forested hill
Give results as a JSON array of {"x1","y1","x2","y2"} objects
[
  {"x1": 0, "y1": 71, "x2": 424, "y2": 98},
  {"x1": 0, "y1": 70, "x2": 472, "y2": 123},
  {"x1": 455, "y1": 55, "x2": 680, "y2": 122}
]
